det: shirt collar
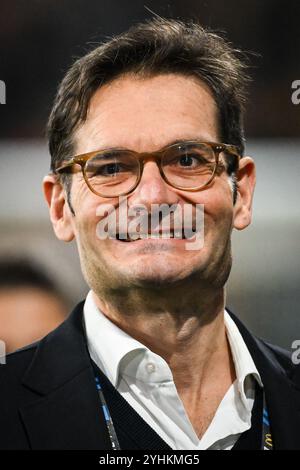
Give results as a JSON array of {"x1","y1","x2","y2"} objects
[
  {"x1": 83, "y1": 290, "x2": 146, "y2": 387},
  {"x1": 224, "y1": 309, "x2": 263, "y2": 409}
]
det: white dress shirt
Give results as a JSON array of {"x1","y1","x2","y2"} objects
[{"x1": 83, "y1": 290, "x2": 263, "y2": 450}]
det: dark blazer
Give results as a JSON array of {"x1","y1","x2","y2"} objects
[{"x1": 0, "y1": 301, "x2": 299, "y2": 450}]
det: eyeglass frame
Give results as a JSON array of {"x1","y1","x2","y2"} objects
[{"x1": 54, "y1": 140, "x2": 241, "y2": 198}]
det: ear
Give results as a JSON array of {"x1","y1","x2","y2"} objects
[
  {"x1": 43, "y1": 174, "x2": 75, "y2": 241},
  {"x1": 233, "y1": 156, "x2": 256, "y2": 230}
]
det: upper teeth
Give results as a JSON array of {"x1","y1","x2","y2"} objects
[{"x1": 116, "y1": 231, "x2": 187, "y2": 241}]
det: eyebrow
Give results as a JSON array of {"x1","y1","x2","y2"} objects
[{"x1": 96, "y1": 137, "x2": 213, "y2": 153}]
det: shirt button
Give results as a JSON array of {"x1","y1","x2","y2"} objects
[{"x1": 146, "y1": 362, "x2": 156, "y2": 374}]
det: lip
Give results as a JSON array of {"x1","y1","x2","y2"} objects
[
  {"x1": 111, "y1": 231, "x2": 199, "y2": 245},
  {"x1": 107, "y1": 231, "x2": 203, "y2": 254},
  {"x1": 110, "y1": 238, "x2": 192, "y2": 250}
]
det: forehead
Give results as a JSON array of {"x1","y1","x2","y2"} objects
[{"x1": 75, "y1": 73, "x2": 220, "y2": 154}]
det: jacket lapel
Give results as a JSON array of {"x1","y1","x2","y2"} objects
[
  {"x1": 19, "y1": 301, "x2": 112, "y2": 449},
  {"x1": 229, "y1": 310, "x2": 300, "y2": 450},
  {"x1": 19, "y1": 301, "x2": 171, "y2": 450}
]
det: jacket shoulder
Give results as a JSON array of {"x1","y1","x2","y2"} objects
[
  {"x1": 0, "y1": 342, "x2": 41, "y2": 449},
  {"x1": 260, "y1": 340, "x2": 293, "y2": 374}
]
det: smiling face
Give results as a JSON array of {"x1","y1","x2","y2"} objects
[{"x1": 44, "y1": 73, "x2": 255, "y2": 294}]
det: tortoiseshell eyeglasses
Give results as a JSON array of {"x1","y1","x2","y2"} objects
[{"x1": 54, "y1": 140, "x2": 241, "y2": 198}]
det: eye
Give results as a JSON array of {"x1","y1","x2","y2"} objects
[
  {"x1": 168, "y1": 152, "x2": 209, "y2": 170},
  {"x1": 90, "y1": 162, "x2": 134, "y2": 177},
  {"x1": 86, "y1": 151, "x2": 138, "y2": 179},
  {"x1": 100, "y1": 162, "x2": 123, "y2": 176},
  {"x1": 177, "y1": 153, "x2": 207, "y2": 167}
]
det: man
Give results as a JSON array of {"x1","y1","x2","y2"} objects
[
  {"x1": 0, "y1": 258, "x2": 69, "y2": 353},
  {"x1": 0, "y1": 17, "x2": 299, "y2": 450}
]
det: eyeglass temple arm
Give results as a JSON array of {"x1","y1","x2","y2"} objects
[{"x1": 54, "y1": 158, "x2": 77, "y2": 174}]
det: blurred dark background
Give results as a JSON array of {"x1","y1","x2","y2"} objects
[
  {"x1": 0, "y1": 0, "x2": 299, "y2": 349},
  {"x1": 0, "y1": 0, "x2": 299, "y2": 139}
]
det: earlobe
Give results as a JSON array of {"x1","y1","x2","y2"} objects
[
  {"x1": 233, "y1": 157, "x2": 256, "y2": 231},
  {"x1": 43, "y1": 175, "x2": 75, "y2": 242}
]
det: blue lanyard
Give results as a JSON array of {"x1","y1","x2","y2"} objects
[
  {"x1": 262, "y1": 394, "x2": 273, "y2": 450},
  {"x1": 94, "y1": 375, "x2": 121, "y2": 450}
]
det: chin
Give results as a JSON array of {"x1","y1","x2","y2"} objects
[{"x1": 120, "y1": 260, "x2": 196, "y2": 288}]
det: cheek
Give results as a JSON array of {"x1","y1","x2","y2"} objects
[
  {"x1": 192, "y1": 182, "x2": 234, "y2": 238},
  {"x1": 71, "y1": 176, "x2": 92, "y2": 206},
  {"x1": 71, "y1": 186, "x2": 100, "y2": 242},
  {"x1": 72, "y1": 187, "x2": 120, "y2": 250},
  {"x1": 191, "y1": 179, "x2": 233, "y2": 216}
]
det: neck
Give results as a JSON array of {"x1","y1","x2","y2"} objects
[{"x1": 91, "y1": 282, "x2": 235, "y2": 396}]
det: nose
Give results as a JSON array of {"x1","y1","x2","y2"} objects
[{"x1": 128, "y1": 159, "x2": 179, "y2": 209}]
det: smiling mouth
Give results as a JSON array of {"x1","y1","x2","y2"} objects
[{"x1": 115, "y1": 229, "x2": 194, "y2": 242}]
